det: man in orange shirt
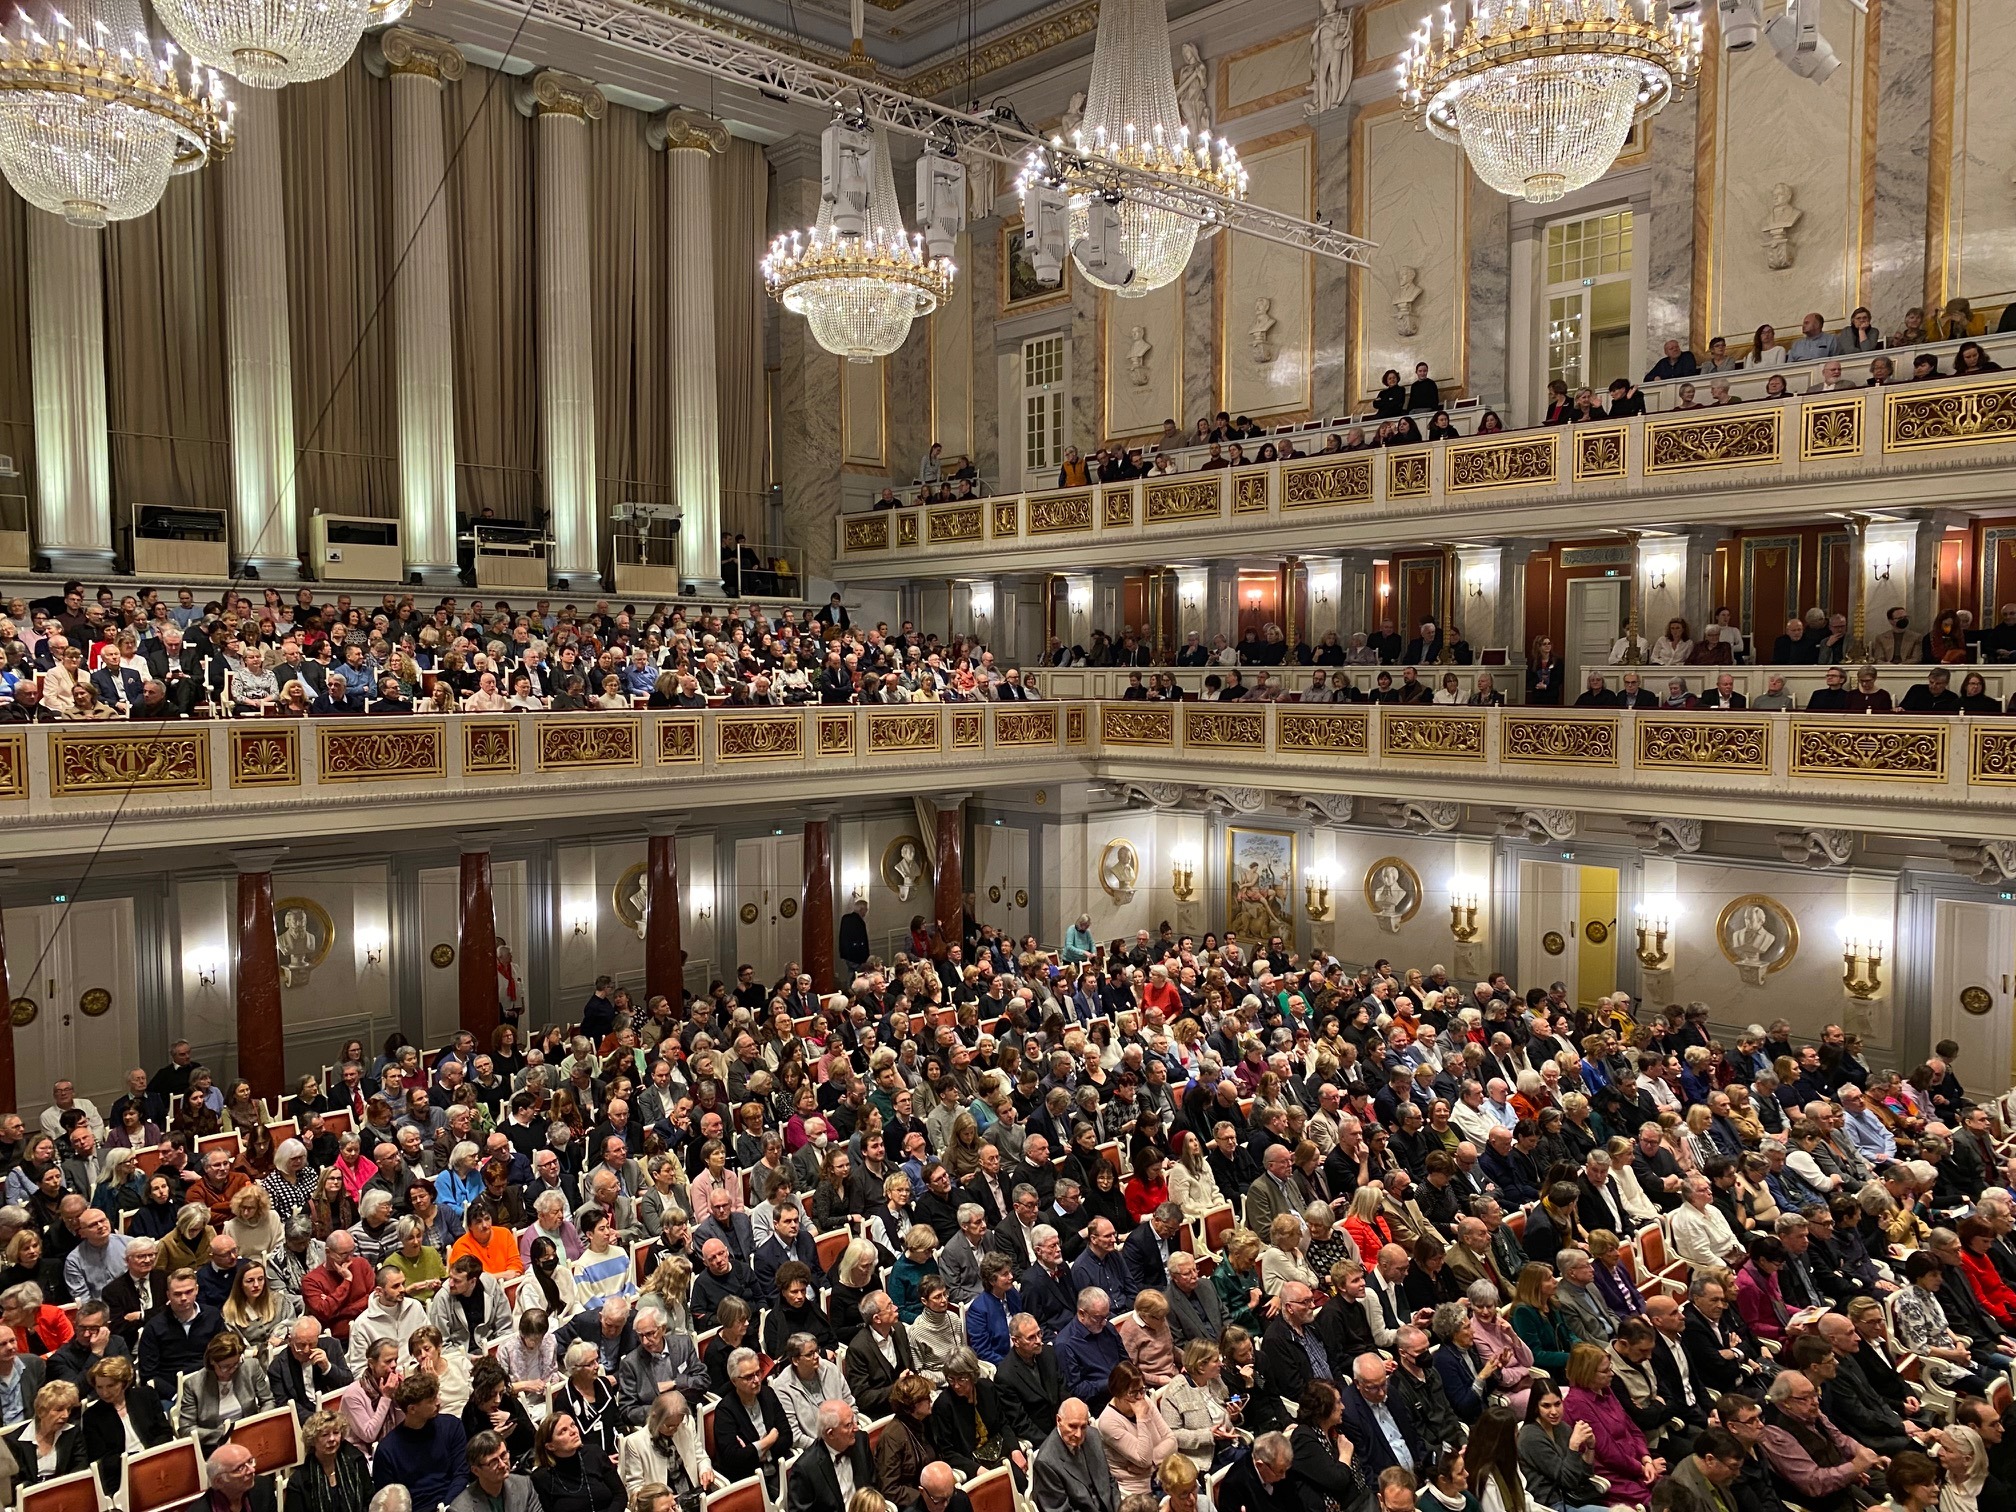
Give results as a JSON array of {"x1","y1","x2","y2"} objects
[
  {"x1": 448, "y1": 1198, "x2": 525, "y2": 1277},
  {"x1": 191, "y1": 1150, "x2": 249, "y2": 1227}
]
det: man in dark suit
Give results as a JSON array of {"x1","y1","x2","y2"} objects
[
  {"x1": 265, "y1": 1317, "x2": 354, "y2": 1419},
  {"x1": 751, "y1": 1203, "x2": 824, "y2": 1304},
  {"x1": 993, "y1": 1313, "x2": 1063, "y2": 1449},
  {"x1": 103, "y1": 1244, "x2": 169, "y2": 1349},
  {"x1": 88, "y1": 649, "x2": 145, "y2": 712},
  {"x1": 1679, "y1": 1278, "x2": 1758, "y2": 1397},
  {"x1": 1338, "y1": 1352, "x2": 1431, "y2": 1480},
  {"x1": 690, "y1": 1238, "x2": 756, "y2": 1330},
  {"x1": 140, "y1": 627, "x2": 212, "y2": 715},
  {"x1": 309, "y1": 669, "x2": 364, "y2": 715},
  {"x1": 1215, "y1": 1432, "x2": 1302, "y2": 1512},
  {"x1": 1018, "y1": 1228, "x2": 1077, "y2": 1340},
  {"x1": 1258, "y1": 1284, "x2": 1330, "y2": 1403},
  {"x1": 1121, "y1": 1204, "x2": 1185, "y2": 1297},
  {"x1": 841, "y1": 1291, "x2": 916, "y2": 1416},
  {"x1": 1165, "y1": 1251, "x2": 1226, "y2": 1349},
  {"x1": 1811, "y1": 1315, "x2": 1915, "y2": 1457},
  {"x1": 786, "y1": 1399, "x2": 877, "y2": 1512}
]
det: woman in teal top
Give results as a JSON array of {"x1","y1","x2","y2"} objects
[
  {"x1": 888, "y1": 1225, "x2": 942, "y2": 1323},
  {"x1": 1063, "y1": 913, "x2": 1096, "y2": 963},
  {"x1": 1507, "y1": 1262, "x2": 1573, "y2": 1376}
]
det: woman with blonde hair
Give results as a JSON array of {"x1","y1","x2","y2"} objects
[
  {"x1": 638, "y1": 1254, "x2": 694, "y2": 1337},
  {"x1": 1157, "y1": 1339, "x2": 1239, "y2": 1475},
  {"x1": 1259, "y1": 1212, "x2": 1321, "y2": 1300},
  {"x1": 1211, "y1": 1229, "x2": 1267, "y2": 1333},
  {"x1": 1119, "y1": 1289, "x2": 1181, "y2": 1388},
  {"x1": 1341, "y1": 1182, "x2": 1396, "y2": 1262},
  {"x1": 227, "y1": 1182, "x2": 283, "y2": 1258},
  {"x1": 945, "y1": 1111, "x2": 985, "y2": 1182},
  {"x1": 160, "y1": 1203, "x2": 214, "y2": 1273}
]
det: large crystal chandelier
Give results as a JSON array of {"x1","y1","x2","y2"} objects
[
  {"x1": 764, "y1": 124, "x2": 955, "y2": 363},
  {"x1": 0, "y1": 0, "x2": 233, "y2": 228},
  {"x1": 154, "y1": 0, "x2": 410, "y2": 88},
  {"x1": 1050, "y1": 0, "x2": 1244, "y2": 296},
  {"x1": 1400, "y1": 0, "x2": 1701, "y2": 204}
]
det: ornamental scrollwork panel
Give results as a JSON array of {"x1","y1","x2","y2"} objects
[
  {"x1": 319, "y1": 724, "x2": 447, "y2": 782},
  {"x1": 1100, "y1": 706, "x2": 1175, "y2": 746},
  {"x1": 0, "y1": 732, "x2": 23, "y2": 800},
  {"x1": 716, "y1": 715, "x2": 805, "y2": 762},
  {"x1": 1183, "y1": 709, "x2": 1266, "y2": 748},
  {"x1": 993, "y1": 708, "x2": 1058, "y2": 746},
  {"x1": 927, "y1": 505, "x2": 983, "y2": 543},
  {"x1": 1635, "y1": 719, "x2": 1770, "y2": 772},
  {"x1": 1885, "y1": 376, "x2": 2016, "y2": 452},
  {"x1": 1573, "y1": 427, "x2": 1627, "y2": 481},
  {"x1": 1387, "y1": 451, "x2": 1430, "y2": 498},
  {"x1": 1801, "y1": 398, "x2": 1863, "y2": 460},
  {"x1": 817, "y1": 714, "x2": 856, "y2": 756},
  {"x1": 1100, "y1": 488, "x2": 1135, "y2": 528},
  {"x1": 953, "y1": 712, "x2": 985, "y2": 749},
  {"x1": 1281, "y1": 457, "x2": 1373, "y2": 509},
  {"x1": 1027, "y1": 492, "x2": 1094, "y2": 535},
  {"x1": 1276, "y1": 710, "x2": 1370, "y2": 754},
  {"x1": 51, "y1": 731, "x2": 211, "y2": 796},
  {"x1": 1066, "y1": 706, "x2": 1088, "y2": 744},
  {"x1": 1501, "y1": 715, "x2": 1617, "y2": 766},
  {"x1": 1446, "y1": 435, "x2": 1558, "y2": 492},
  {"x1": 1644, "y1": 412, "x2": 1781, "y2": 472},
  {"x1": 991, "y1": 501, "x2": 1020, "y2": 538},
  {"x1": 655, "y1": 718, "x2": 701, "y2": 765},
  {"x1": 868, "y1": 711, "x2": 941, "y2": 754},
  {"x1": 1379, "y1": 712, "x2": 1484, "y2": 760},
  {"x1": 1970, "y1": 728, "x2": 2016, "y2": 785},
  {"x1": 464, "y1": 721, "x2": 521, "y2": 775},
  {"x1": 843, "y1": 516, "x2": 890, "y2": 553},
  {"x1": 1232, "y1": 470, "x2": 1270, "y2": 514},
  {"x1": 1788, "y1": 721, "x2": 1946, "y2": 782},
  {"x1": 229, "y1": 728, "x2": 300, "y2": 788},
  {"x1": 896, "y1": 513, "x2": 919, "y2": 547},
  {"x1": 534, "y1": 719, "x2": 640, "y2": 771},
  {"x1": 1144, "y1": 479, "x2": 1222, "y2": 523}
]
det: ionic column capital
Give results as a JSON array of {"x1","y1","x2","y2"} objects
[
  {"x1": 515, "y1": 69, "x2": 606, "y2": 123},
  {"x1": 368, "y1": 28, "x2": 466, "y2": 85},
  {"x1": 649, "y1": 108, "x2": 730, "y2": 154}
]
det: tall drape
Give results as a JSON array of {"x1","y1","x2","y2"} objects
[
  {"x1": 281, "y1": 58, "x2": 396, "y2": 523},
  {"x1": 449, "y1": 63, "x2": 536, "y2": 524},
  {"x1": 712, "y1": 137, "x2": 768, "y2": 543},
  {"x1": 102, "y1": 172, "x2": 230, "y2": 524},
  {"x1": 590, "y1": 103, "x2": 671, "y2": 556},
  {"x1": 0, "y1": 179, "x2": 32, "y2": 520}
]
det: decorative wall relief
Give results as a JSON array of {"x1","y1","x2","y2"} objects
[
  {"x1": 613, "y1": 863, "x2": 650, "y2": 939},
  {"x1": 274, "y1": 897, "x2": 334, "y2": 990},
  {"x1": 1099, "y1": 839, "x2": 1141, "y2": 903},
  {"x1": 1760, "y1": 182, "x2": 1802, "y2": 270},
  {"x1": 1128, "y1": 326, "x2": 1152, "y2": 385},
  {"x1": 1176, "y1": 43, "x2": 1212, "y2": 142},
  {"x1": 1223, "y1": 132, "x2": 1313, "y2": 420},
  {"x1": 1392, "y1": 266, "x2": 1422, "y2": 338},
  {"x1": 1716, "y1": 894, "x2": 1799, "y2": 987},
  {"x1": 1249, "y1": 298, "x2": 1278, "y2": 364},
  {"x1": 882, "y1": 835, "x2": 932, "y2": 901},
  {"x1": 1364, "y1": 857, "x2": 1423, "y2": 934},
  {"x1": 1307, "y1": 0, "x2": 1353, "y2": 115}
]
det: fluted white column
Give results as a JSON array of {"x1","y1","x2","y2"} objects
[
  {"x1": 651, "y1": 109, "x2": 728, "y2": 598},
  {"x1": 26, "y1": 214, "x2": 112, "y2": 572},
  {"x1": 221, "y1": 88, "x2": 300, "y2": 577},
  {"x1": 519, "y1": 71, "x2": 604, "y2": 588},
  {"x1": 373, "y1": 27, "x2": 464, "y2": 584}
]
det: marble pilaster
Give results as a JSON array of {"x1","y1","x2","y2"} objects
[
  {"x1": 26, "y1": 214, "x2": 112, "y2": 571},
  {"x1": 769, "y1": 138, "x2": 843, "y2": 580},
  {"x1": 654, "y1": 109, "x2": 730, "y2": 597},
  {"x1": 372, "y1": 28, "x2": 465, "y2": 585},
  {"x1": 220, "y1": 88, "x2": 299, "y2": 576},
  {"x1": 520, "y1": 72, "x2": 606, "y2": 588},
  {"x1": 1646, "y1": 93, "x2": 1701, "y2": 347},
  {"x1": 1466, "y1": 184, "x2": 1510, "y2": 404},
  {"x1": 1870, "y1": 3, "x2": 1935, "y2": 327},
  {"x1": 1181, "y1": 241, "x2": 1216, "y2": 428},
  {"x1": 967, "y1": 225, "x2": 1002, "y2": 485},
  {"x1": 1311, "y1": 108, "x2": 1354, "y2": 422}
]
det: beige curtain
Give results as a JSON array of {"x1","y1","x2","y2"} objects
[
  {"x1": 449, "y1": 64, "x2": 536, "y2": 523},
  {"x1": 0, "y1": 179, "x2": 31, "y2": 517},
  {"x1": 281, "y1": 59, "x2": 396, "y2": 522},
  {"x1": 590, "y1": 103, "x2": 671, "y2": 556},
  {"x1": 102, "y1": 171, "x2": 230, "y2": 523},
  {"x1": 713, "y1": 137, "x2": 768, "y2": 542}
]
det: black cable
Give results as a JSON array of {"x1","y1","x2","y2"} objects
[{"x1": 13, "y1": 0, "x2": 542, "y2": 1013}]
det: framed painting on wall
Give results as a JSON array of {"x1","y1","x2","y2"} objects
[
  {"x1": 1225, "y1": 826, "x2": 1296, "y2": 948},
  {"x1": 1001, "y1": 216, "x2": 1072, "y2": 313}
]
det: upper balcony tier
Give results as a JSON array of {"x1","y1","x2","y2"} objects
[{"x1": 835, "y1": 370, "x2": 2016, "y2": 577}]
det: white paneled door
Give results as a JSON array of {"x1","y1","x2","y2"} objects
[
  {"x1": 734, "y1": 835, "x2": 804, "y2": 983},
  {"x1": 973, "y1": 825, "x2": 1031, "y2": 942},
  {"x1": 1929, "y1": 898, "x2": 2016, "y2": 1088},
  {"x1": 2, "y1": 899, "x2": 139, "y2": 1119},
  {"x1": 1519, "y1": 860, "x2": 1579, "y2": 1006},
  {"x1": 1565, "y1": 577, "x2": 1623, "y2": 701}
]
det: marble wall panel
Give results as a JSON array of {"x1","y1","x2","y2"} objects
[
  {"x1": 1103, "y1": 278, "x2": 1184, "y2": 442},
  {"x1": 1940, "y1": 0, "x2": 2016, "y2": 306},
  {"x1": 1183, "y1": 250, "x2": 1217, "y2": 428},
  {"x1": 1354, "y1": 104, "x2": 1466, "y2": 404},
  {"x1": 1220, "y1": 31, "x2": 1312, "y2": 122},
  {"x1": 841, "y1": 358, "x2": 887, "y2": 469},
  {"x1": 930, "y1": 230, "x2": 974, "y2": 463},
  {"x1": 1224, "y1": 131, "x2": 1315, "y2": 420},
  {"x1": 1312, "y1": 110, "x2": 1354, "y2": 421},
  {"x1": 1870, "y1": 1, "x2": 1933, "y2": 324}
]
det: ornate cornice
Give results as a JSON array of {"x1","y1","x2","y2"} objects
[
  {"x1": 902, "y1": 0, "x2": 1099, "y2": 99},
  {"x1": 648, "y1": 107, "x2": 731, "y2": 154},
  {"x1": 515, "y1": 69, "x2": 607, "y2": 122},
  {"x1": 371, "y1": 27, "x2": 466, "y2": 85}
]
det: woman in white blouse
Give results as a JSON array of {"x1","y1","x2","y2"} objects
[
  {"x1": 1747, "y1": 322, "x2": 1788, "y2": 366},
  {"x1": 1650, "y1": 618, "x2": 1694, "y2": 666},
  {"x1": 1432, "y1": 672, "x2": 1465, "y2": 705},
  {"x1": 1165, "y1": 1130, "x2": 1223, "y2": 1222}
]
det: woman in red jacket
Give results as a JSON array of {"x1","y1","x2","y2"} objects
[
  {"x1": 1124, "y1": 1148, "x2": 1171, "y2": 1223},
  {"x1": 1956, "y1": 1217, "x2": 2016, "y2": 1326}
]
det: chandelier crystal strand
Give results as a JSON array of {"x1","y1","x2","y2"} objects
[
  {"x1": 1400, "y1": 0, "x2": 1701, "y2": 204},
  {"x1": 763, "y1": 125, "x2": 955, "y2": 362},
  {"x1": 0, "y1": 0, "x2": 234, "y2": 227},
  {"x1": 1060, "y1": 0, "x2": 1244, "y2": 295},
  {"x1": 153, "y1": 0, "x2": 412, "y2": 88}
]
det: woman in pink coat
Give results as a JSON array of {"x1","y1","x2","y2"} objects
[{"x1": 1559, "y1": 1343, "x2": 1664, "y2": 1506}]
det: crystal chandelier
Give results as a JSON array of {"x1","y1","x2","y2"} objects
[
  {"x1": 1048, "y1": 0, "x2": 1244, "y2": 296},
  {"x1": 1400, "y1": 0, "x2": 1702, "y2": 204},
  {"x1": 0, "y1": 0, "x2": 233, "y2": 228},
  {"x1": 764, "y1": 125, "x2": 955, "y2": 363},
  {"x1": 154, "y1": 0, "x2": 411, "y2": 88}
]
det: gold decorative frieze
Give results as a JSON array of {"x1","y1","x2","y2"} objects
[
  {"x1": 1446, "y1": 434, "x2": 1558, "y2": 492},
  {"x1": 1969, "y1": 727, "x2": 2016, "y2": 785},
  {"x1": 1884, "y1": 376, "x2": 2016, "y2": 452},
  {"x1": 1066, "y1": 706, "x2": 1088, "y2": 745},
  {"x1": 1801, "y1": 398, "x2": 1864, "y2": 460},
  {"x1": 51, "y1": 730, "x2": 210, "y2": 797},
  {"x1": 1387, "y1": 451, "x2": 1430, "y2": 498},
  {"x1": 1282, "y1": 456, "x2": 1374, "y2": 509},
  {"x1": 0, "y1": 731, "x2": 23, "y2": 800},
  {"x1": 868, "y1": 711, "x2": 941, "y2": 754},
  {"x1": 817, "y1": 713, "x2": 856, "y2": 756},
  {"x1": 1183, "y1": 708, "x2": 1266, "y2": 749},
  {"x1": 229, "y1": 727, "x2": 299, "y2": 788},
  {"x1": 535, "y1": 718, "x2": 640, "y2": 771},
  {"x1": 1502, "y1": 714, "x2": 1617, "y2": 766},
  {"x1": 1232, "y1": 469, "x2": 1270, "y2": 514},
  {"x1": 1145, "y1": 478, "x2": 1221, "y2": 523},
  {"x1": 1574, "y1": 427, "x2": 1627, "y2": 481},
  {"x1": 1101, "y1": 705, "x2": 1175, "y2": 746},
  {"x1": 1101, "y1": 487, "x2": 1135, "y2": 528},
  {"x1": 716, "y1": 714, "x2": 804, "y2": 762},
  {"x1": 656, "y1": 717, "x2": 701, "y2": 764},
  {"x1": 992, "y1": 501, "x2": 1020, "y2": 538},
  {"x1": 927, "y1": 504, "x2": 983, "y2": 544},
  {"x1": 1277, "y1": 709, "x2": 1369, "y2": 754},
  {"x1": 1644, "y1": 411, "x2": 1781, "y2": 473},
  {"x1": 319, "y1": 724, "x2": 446, "y2": 782},
  {"x1": 1788, "y1": 721, "x2": 1946, "y2": 782},
  {"x1": 952, "y1": 711, "x2": 983, "y2": 749},
  {"x1": 1636, "y1": 718, "x2": 1769, "y2": 772},
  {"x1": 464, "y1": 721, "x2": 520, "y2": 775},
  {"x1": 993, "y1": 707, "x2": 1059, "y2": 746},
  {"x1": 897, "y1": 513, "x2": 919, "y2": 547},
  {"x1": 1380, "y1": 711, "x2": 1484, "y2": 761},
  {"x1": 843, "y1": 515, "x2": 890, "y2": 553},
  {"x1": 1028, "y1": 491, "x2": 1094, "y2": 535}
]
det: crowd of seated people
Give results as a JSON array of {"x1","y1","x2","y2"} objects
[
  {"x1": 0, "y1": 582, "x2": 1050, "y2": 720},
  {"x1": 12, "y1": 908, "x2": 2016, "y2": 1510}
]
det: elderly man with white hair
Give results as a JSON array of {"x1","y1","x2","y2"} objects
[
  {"x1": 1449, "y1": 1079, "x2": 1497, "y2": 1147},
  {"x1": 1670, "y1": 1175, "x2": 1745, "y2": 1272},
  {"x1": 786, "y1": 1398, "x2": 876, "y2": 1512}
]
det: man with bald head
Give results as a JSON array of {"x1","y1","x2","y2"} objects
[
  {"x1": 267, "y1": 1313, "x2": 354, "y2": 1417},
  {"x1": 1640, "y1": 1293, "x2": 1710, "y2": 1436},
  {"x1": 786, "y1": 1399, "x2": 875, "y2": 1512},
  {"x1": 918, "y1": 1461, "x2": 973, "y2": 1512},
  {"x1": 1814, "y1": 1311, "x2": 1923, "y2": 1456},
  {"x1": 1030, "y1": 1399, "x2": 1119, "y2": 1512},
  {"x1": 1757, "y1": 1369, "x2": 1882, "y2": 1504},
  {"x1": 1339, "y1": 1350, "x2": 1428, "y2": 1480},
  {"x1": 1258, "y1": 1281, "x2": 1330, "y2": 1401}
]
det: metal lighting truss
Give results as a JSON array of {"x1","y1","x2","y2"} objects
[{"x1": 507, "y1": 0, "x2": 1376, "y2": 266}]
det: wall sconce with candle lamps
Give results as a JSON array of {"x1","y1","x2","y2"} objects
[
  {"x1": 1307, "y1": 565, "x2": 1339, "y2": 608},
  {"x1": 691, "y1": 883, "x2": 716, "y2": 924},
  {"x1": 1171, "y1": 850, "x2": 1198, "y2": 903},
  {"x1": 1841, "y1": 925, "x2": 1885, "y2": 1000},
  {"x1": 1644, "y1": 553, "x2": 1679, "y2": 592},
  {"x1": 1304, "y1": 868, "x2": 1334, "y2": 921},
  {"x1": 1449, "y1": 886, "x2": 1481, "y2": 942},
  {"x1": 356, "y1": 928, "x2": 387, "y2": 970},
  {"x1": 1868, "y1": 543, "x2": 1903, "y2": 582},
  {"x1": 189, "y1": 947, "x2": 224, "y2": 989},
  {"x1": 1463, "y1": 566, "x2": 1490, "y2": 600},
  {"x1": 968, "y1": 582, "x2": 995, "y2": 626},
  {"x1": 1634, "y1": 902, "x2": 1672, "y2": 971}
]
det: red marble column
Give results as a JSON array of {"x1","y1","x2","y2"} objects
[
  {"x1": 0, "y1": 905, "x2": 18, "y2": 1114},
  {"x1": 234, "y1": 862, "x2": 286, "y2": 1099},
  {"x1": 645, "y1": 824, "x2": 684, "y2": 1006},
  {"x1": 934, "y1": 801, "x2": 964, "y2": 955},
  {"x1": 458, "y1": 843, "x2": 498, "y2": 1041},
  {"x1": 801, "y1": 815, "x2": 835, "y2": 995}
]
